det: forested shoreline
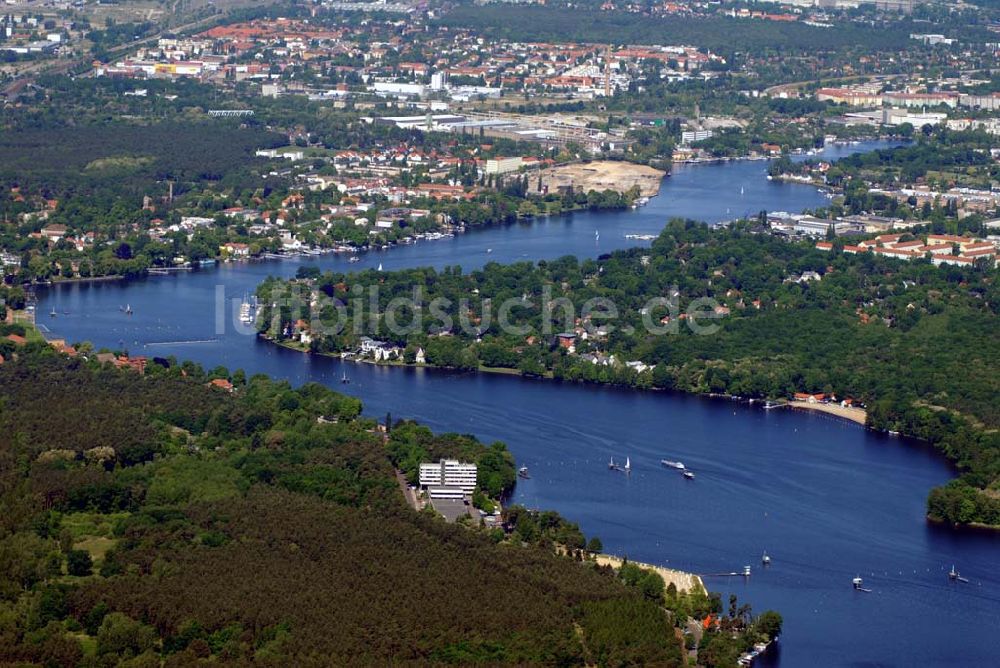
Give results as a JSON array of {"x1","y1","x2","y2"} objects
[
  {"x1": 0, "y1": 346, "x2": 783, "y2": 666},
  {"x1": 436, "y1": 6, "x2": 919, "y2": 54}
]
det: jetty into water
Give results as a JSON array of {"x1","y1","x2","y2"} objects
[{"x1": 145, "y1": 338, "x2": 220, "y2": 347}]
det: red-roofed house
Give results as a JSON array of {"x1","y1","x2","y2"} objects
[
  {"x1": 931, "y1": 255, "x2": 976, "y2": 267},
  {"x1": 876, "y1": 247, "x2": 921, "y2": 260},
  {"x1": 926, "y1": 234, "x2": 968, "y2": 246},
  {"x1": 222, "y1": 242, "x2": 250, "y2": 257},
  {"x1": 48, "y1": 339, "x2": 77, "y2": 357},
  {"x1": 873, "y1": 233, "x2": 903, "y2": 247},
  {"x1": 208, "y1": 378, "x2": 234, "y2": 392},
  {"x1": 916, "y1": 245, "x2": 953, "y2": 255}
]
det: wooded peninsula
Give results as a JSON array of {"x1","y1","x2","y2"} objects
[{"x1": 256, "y1": 220, "x2": 1000, "y2": 528}]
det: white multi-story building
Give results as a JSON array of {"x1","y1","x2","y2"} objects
[
  {"x1": 882, "y1": 108, "x2": 946, "y2": 128},
  {"x1": 484, "y1": 157, "x2": 524, "y2": 175},
  {"x1": 419, "y1": 459, "x2": 477, "y2": 496},
  {"x1": 959, "y1": 93, "x2": 1000, "y2": 111},
  {"x1": 681, "y1": 129, "x2": 713, "y2": 144}
]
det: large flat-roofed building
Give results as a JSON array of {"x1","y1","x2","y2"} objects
[
  {"x1": 816, "y1": 88, "x2": 882, "y2": 107},
  {"x1": 882, "y1": 108, "x2": 947, "y2": 128},
  {"x1": 882, "y1": 91, "x2": 959, "y2": 109},
  {"x1": 959, "y1": 93, "x2": 1000, "y2": 111},
  {"x1": 793, "y1": 216, "x2": 856, "y2": 237},
  {"x1": 419, "y1": 459, "x2": 477, "y2": 496}
]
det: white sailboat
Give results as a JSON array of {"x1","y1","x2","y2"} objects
[
  {"x1": 377, "y1": 263, "x2": 383, "y2": 272},
  {"x1": 239, "y1": 293, "x2": 254, "y2": 324},
  {"x1": 624, "y1": 457, "x2": 631, "y2": 474},
  {"x1": 595, "y1": 230, "x2": 600, "y2": 242}
]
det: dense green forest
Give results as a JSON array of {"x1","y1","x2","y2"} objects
[
  {"x1": 3, "y1": 348, "x2": 785, "y2": 665},
  {"x1": 257, "y1": 220, "x2": 1000, "y2": 527},
  {"x1": 437, "y1": 6, "x2": 916, "y2": 54},
  {"x1": 0, "y1": 122, "x2": 284, "y2": 205}
]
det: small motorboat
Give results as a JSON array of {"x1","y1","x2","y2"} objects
[
  {"x1": 683, "y1": 470, "x2": 695, "y2": 480},
  {"x1": 518, "y1": 466, "x2": 530, "y2": 479},
  {"x1": 743, "y1": 565, "x2": 752, "y2": 577},
  {"x1": 661, "y1": 460, "x2": 685, "y2": 470}
]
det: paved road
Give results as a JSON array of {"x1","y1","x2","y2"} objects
[{"x1": 395, "y1": 470, "x2": 419, "y2": 510}]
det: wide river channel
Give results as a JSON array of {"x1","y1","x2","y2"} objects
[{"x1": 37, "y1": 141, "x2": 1000, "y2": 667}]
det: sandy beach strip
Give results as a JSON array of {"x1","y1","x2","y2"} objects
[
  {"x1": 787, "y1": 401, "x2": 867, "y2": 425},
  {"x1": 594, "y1": 553, "x2": 705, "y2": 594}
]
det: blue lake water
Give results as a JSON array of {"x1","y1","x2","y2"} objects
[{"x1": 36, "y1": 140, "x2": 1000, "y2": 667}]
